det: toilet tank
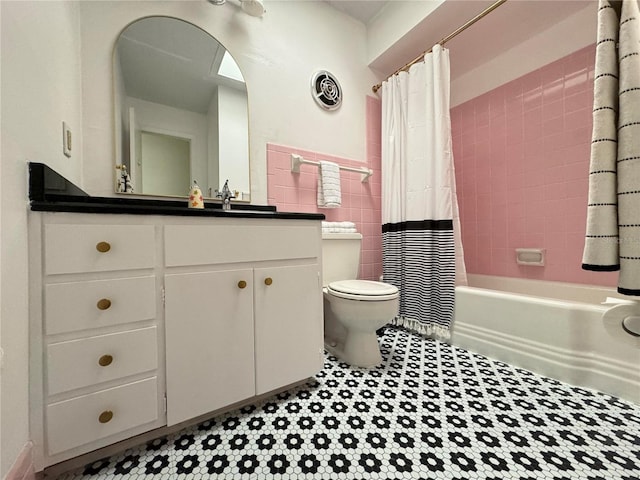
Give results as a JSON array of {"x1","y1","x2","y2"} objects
[{"x1": 321, "y1": 233, "x2": 362, "y2": 286}]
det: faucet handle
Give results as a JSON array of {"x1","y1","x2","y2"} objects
[{"x1": 222, "y1": 180, "x2": 235, "y2": 199}]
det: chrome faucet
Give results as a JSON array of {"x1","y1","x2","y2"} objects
[{"x1": 216, "y1": 179, "x2": 235, "y2": 210}]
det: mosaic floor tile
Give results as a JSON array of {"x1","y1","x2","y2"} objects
[{"x1": 50, "y1": 326, "x2": 640, "y2": 480}]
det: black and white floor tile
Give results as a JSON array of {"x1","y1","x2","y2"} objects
[{"x1": 52, "y1": 326, "x2": 640, "y2": 480}]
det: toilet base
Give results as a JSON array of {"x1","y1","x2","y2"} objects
[
  {"x1": 324, "y1": 330, "x2": 382, "y2": 368},
  {"x1": 322, "y1": 288, "x2": 398, "y2": 369}
]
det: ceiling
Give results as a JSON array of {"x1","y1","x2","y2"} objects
[
  {"x1": 323, "y1": 0, "x2": 594, "y2": 81},
  {"x1": 324, "y1": 0, "x2": 388, "y2": 24}
]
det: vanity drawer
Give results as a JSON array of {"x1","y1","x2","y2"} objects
[
  {"x1": 45, "y1": 276, "x2": 156, "y2": 335},
  {"x1": 44, "y1": 224, "x2": 155, "y2": 274},
  {"x1": 47, "y1": 326, "x2": 158, "y2": 395},
  {"x1": 46, "y1": 377, "x2": 158, "y2": 455},
  {"x1": 164, "y1": 224, "x2": 319, "y2": 266}
]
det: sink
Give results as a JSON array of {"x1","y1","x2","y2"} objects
[
  {"x1": 224, "y1": 209, "x2": 274, "y2": 214},
  {"x1": 221, "y1": 204, "x2": 277, "y2": 214}
]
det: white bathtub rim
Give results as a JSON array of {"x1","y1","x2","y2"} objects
[
  {"x1": 456, "y1": 284, "x2": 609, "y2": 312},
  {"x1": 466, "y1": 273, "x2": 630, "y2": 306}
]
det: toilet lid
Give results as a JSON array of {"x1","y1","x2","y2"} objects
[{"x1": 327, "y1": 280, "x2": 398, "y2": 301}]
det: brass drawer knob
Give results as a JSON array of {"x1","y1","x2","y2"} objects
[
  {"x1": 98, "y1": 354, "x2": 113, "y2": 367},
  {"x1": 238, "y1": 280, "x2": 247, "y2": 289},
  {"x1": 98, "y1": 410, "x2": 113, "y2": 424},
  {"x1": 97, "y1": 298, "x2": 112, "y2": 310},
  {"x1": 264, "y1": 277, "x2": 273, "y2": 286},
  {"x1": 96, "y1": 241, "x2": 111, "y2": 253}
]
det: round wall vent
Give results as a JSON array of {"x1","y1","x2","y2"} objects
[{"x1": 311, "y1": 70, "x2": 342, "y2": 111}]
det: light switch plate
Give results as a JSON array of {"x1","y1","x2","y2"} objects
[{"x1": 63, "y1": 122, "x2": 72, "y2": 158}]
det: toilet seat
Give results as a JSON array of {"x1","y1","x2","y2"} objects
[{"x1": 327, "y1": 280, "x2": 398, "y2": 301}]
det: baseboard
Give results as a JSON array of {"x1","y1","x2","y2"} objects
[
  {"x1": 451, "y1": 321, "x2": 640, "y2": 405},
  {"x1": 4, "y1": 442, "x2": 35, "y2": 480}
]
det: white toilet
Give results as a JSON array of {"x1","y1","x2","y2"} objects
[{"x1": 322, "y1": 232, "x2": 399, "y2": 367}]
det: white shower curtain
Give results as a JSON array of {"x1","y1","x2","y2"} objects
[{"x1": 381, "y1": 44, "x2": 466, "y2": 341}]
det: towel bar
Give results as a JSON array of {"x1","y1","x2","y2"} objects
[{"x1": 290, "y1": 154, "x2": 373, "y2": 182}]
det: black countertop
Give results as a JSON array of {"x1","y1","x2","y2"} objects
[{"x1": 28, "y1": 163, "x2": 325, "y2": 221}]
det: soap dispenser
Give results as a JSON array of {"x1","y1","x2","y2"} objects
[{"x1": 188, "y1": 181, "x2": 205, "y2": 209}]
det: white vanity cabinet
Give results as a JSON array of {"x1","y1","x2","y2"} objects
[
  {"x1": 30, "y1": 212, "x2": 323, "y2": 471},
  {"x1": 163, "y1": 219, "x2": 324, "y2": 426}
]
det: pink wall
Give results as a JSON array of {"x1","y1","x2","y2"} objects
[
  {"x1": 452, "y1": 45, "x2": 617, "y2": 286},
  {"x1": 4, "y1": 443, "x2": 35, "y2": 480},
  {"x1": 266, "y1": 96, "x2": 383, "y2": 281}
]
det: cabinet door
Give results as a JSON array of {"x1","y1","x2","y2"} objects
[
  {"x1": 254, "y1": 264, "x2": 323, "y2": 395},
  {"x1": 165, "y1": 270, "x2": 254, "y2": 426}
]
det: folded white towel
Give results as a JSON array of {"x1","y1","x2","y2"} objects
[
  {"x1": 321, "y1": 221, "x2": 357, "y2": 233},
  {"x1": 322, "y1": 221, "x2": 356, "y2": 229},
  {"x1": 317, "y1": 160, "x2": 341, "y2": 208},
  {"x1": 322, "y1": 227, "x2": 358, "y2": 233}
]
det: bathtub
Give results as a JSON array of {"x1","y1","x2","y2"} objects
[{"x1": 452, "y1": 274, "x2": 640, "y2": 404}]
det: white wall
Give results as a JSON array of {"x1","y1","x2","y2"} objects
[
  {"x1": 113, "y1": 48, "x2": 127, "y2": 170},
  {"x1": 207, "y1": 90, "x2": 220, "y2": 195},
  {"x1": 79, "y1": 0, "x2": 378, "y2": 204},
  {"x1": 0, "y1": 2, "x2": 3, "y2": 474},
  {"x1": 367, "y1": 0, "x2": 444, "y2": 66},
  {"x1": 0, "y1": 1, "x2": 83, "y2": 477},
  {"x1": 218, "y1": 85, "x2": 249, "y2": 195}
]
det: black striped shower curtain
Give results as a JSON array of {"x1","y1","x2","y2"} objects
[
  {"x1": 381, "y1": 44, "x2": 466, "y2": 340},
  {"x1": 582, "y1": 0, "x2": 640, "y2": 295}
]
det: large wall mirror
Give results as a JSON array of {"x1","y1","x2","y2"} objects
[{"x1": 114, "y1": 16, "x2": 250, "y2": 200}]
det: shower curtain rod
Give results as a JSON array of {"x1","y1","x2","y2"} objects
[{"x1": 371, "y1": 0, "x2": 508, "y2": 94}]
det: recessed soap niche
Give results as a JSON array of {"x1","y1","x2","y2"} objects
[{"x1": 515, "y1": 248, "x2": 545, "y2": 266}]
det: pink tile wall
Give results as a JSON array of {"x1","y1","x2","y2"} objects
[
  {"x1": 452, "y1": 44, "x2": 617, "y2": 286},
  {"x1": 266, "y1": 96, "x2": 383, "y2": 280}
]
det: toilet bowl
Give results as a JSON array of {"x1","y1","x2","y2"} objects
[
  {"x1": 322, "y1": 233, "x2": 399, "y2": 367},
  {"x1": 324, "y1": 279, "x2": 399, "y2": 367}
]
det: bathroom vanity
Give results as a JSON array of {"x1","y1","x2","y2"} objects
[{"x1": 28, "y1": 164, "x2": 325, "y2": 470}]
